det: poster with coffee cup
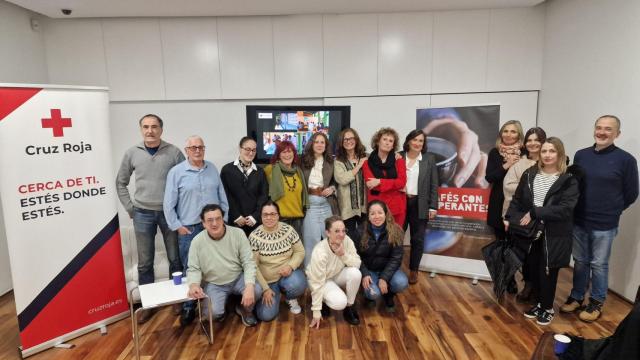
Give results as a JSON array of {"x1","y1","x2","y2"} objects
[{"x1": 417, "y1": 105, "x2": 499, "y2": 260}]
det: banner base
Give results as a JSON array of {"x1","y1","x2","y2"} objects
[
  {"x1": 420, "y1": 254, "x2": 491, "y2": 281},
  {"x1": 19, "y1": 311, "x2": 129, "y2": 358}
]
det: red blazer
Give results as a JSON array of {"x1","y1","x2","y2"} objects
[{"x1": 362, "y1": 158, "x2": 407, "y2": 226}]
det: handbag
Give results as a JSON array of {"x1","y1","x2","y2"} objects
[{"x1": 508, "y1": 212, "x2": 544, "y2": 240}]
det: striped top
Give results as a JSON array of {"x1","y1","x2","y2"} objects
[{"x1": 533, "y1": 172, "x2": 560, "y2": 206}]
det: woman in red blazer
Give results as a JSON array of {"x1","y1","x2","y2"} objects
[{"x1": 362, "y1": 128, "x2": 407, "y2": 226}]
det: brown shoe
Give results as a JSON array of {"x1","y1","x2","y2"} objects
[
  {"x1": 409, "y1": 271, "x2": 419, "y2": 285},
  {"x1": 172, "y1": 303, "x2": 182, "y2": 316},
  {"x1": 560, "y1": 297, "x2": 583, "y2": 313},
  {"x1": 137, "y1": 308, "x2": 156, "y2": 324},
  {"x1": 578, "y1": 298, "x2": 603, "y2": 322}
]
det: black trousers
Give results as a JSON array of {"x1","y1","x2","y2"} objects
[
  {"x1": 344, "y1": 215, "x2": 364, "y2": 241},
  {"x1": 281, "y1": 217, "x2": 303, "y2": 239},
  {"x1": 529, "y1": 237, "x2": 560, "y2": 310},
  {"x1": 404, "y1": 196, "x2": 428, "y2": 271}
]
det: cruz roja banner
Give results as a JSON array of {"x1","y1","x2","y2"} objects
[
  {"x1": 416, "y1": 105, "x2": 499, "y2": 280},
  {"x1": 0, "y1": 84, "x2": 128, "y2": 357}
]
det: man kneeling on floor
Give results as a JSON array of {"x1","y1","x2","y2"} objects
[{"x1": 186, "y1": 204, "x2": 263, "y2": 326}]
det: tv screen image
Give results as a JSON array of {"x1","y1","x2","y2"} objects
[{"x1": 247, "y1": 106, "x2": 350, "y2": 163}]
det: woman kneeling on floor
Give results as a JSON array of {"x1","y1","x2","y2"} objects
[
  {"x1": 249, "y1": 201, "x2": 307, "y2": 322},
  {"x1": 355, "y1": 200, "x2": 409, "y2": 313}
]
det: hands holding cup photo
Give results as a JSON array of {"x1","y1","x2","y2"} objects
[{"x1": 422, "y1": 117, "x2": 489, "y2": 188}]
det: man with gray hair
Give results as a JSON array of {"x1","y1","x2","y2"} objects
[
  {"x1": 164, "y1": 135, "x2": 229, "y2": 325},
  {"x1": 116, "y1": 114, "x2": 185, "y2": 324},
  {"x1": 561, "y1": 115, "x2": 638, "y2": 322}
]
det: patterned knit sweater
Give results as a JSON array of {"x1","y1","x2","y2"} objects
[{"x1": 248, "y1": 222, "x2": 305, "y2": 289}]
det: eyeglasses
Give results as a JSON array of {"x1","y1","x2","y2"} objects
[
  {"x1": 262, "y1": 212, "x2": 279, "y2": 218},
  {"x1": 186, "y1": 146, "x2": 205, "y2": 152},
  {"x1": 343, "y1": 137, "x2": 356, "y2": 143},
  {"x1": 242, "y1": 147, "x2": 257, "y2": 153}
]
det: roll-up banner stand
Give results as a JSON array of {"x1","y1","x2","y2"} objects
[
  {"x1": 416, "y1": 105, "x2": 500, "y2": 281},
  {"x1": 0, "y1": 84, "x2": 128, "y2": 357}
]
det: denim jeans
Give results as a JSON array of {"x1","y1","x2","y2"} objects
[
  {"x1": 255, "y1": 269, "x2": 307, "y2": 322},
  {"x1": 362, "y1": 270, "x2": 409, "y2": 300},
  {"x1": 133, "y1": 207, "x2": 181, "y2": 285},
  {"x1": 178, "y1": 223, "x2": 204, "y2": 310},
  {"x1": 203, "y1": 274, "x2": 263, "y2": 318},
  {"x1": 570, "y1": 224, "x2": 618, "y2": 303},
  {"x1": 303, "y1": 195, "x2": 333, "y2": 267}
]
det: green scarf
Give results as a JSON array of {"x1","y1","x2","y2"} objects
[{"x1": 269, "y1": 161, "x2": 309, "y2": 209}]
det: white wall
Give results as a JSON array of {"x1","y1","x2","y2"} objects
[
  {"x1": 0, "y1": 0, "x2": 49, "y2": 295},
  {"x1": 539, "y1": 0, "x2": 640, "y2": 301},
  {"x1": 42, "y1": 8, "x2": 545, "y2": 101}
]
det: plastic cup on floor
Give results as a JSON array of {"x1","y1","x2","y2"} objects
[{"x1": 553, "y1": 334, "x2": 571, "y2": 355}]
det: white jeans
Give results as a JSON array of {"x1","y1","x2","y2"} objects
[{"x1": 322, "y1": 267, "x2": 362, "y2": 310}]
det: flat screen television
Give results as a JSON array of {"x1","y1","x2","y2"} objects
[{"x1": 246, "y1": 105, "x2": 351, "y2": 163}]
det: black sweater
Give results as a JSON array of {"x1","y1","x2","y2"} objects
[
  {"x1": 220, "y1": 162, "x2": 269, "y2": 225},
  {"x1": 574, "y1": 144, "x2": 638, "y2": 230},
  {"x1": 485, "y1": 148, "x2": 508, "y2": 230}
]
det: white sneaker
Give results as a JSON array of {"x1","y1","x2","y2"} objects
[{"x1": 286, "y1": 299, "x2": 302, "y2": 314}]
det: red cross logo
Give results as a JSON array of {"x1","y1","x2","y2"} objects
[{"x1": 41, "y1": 109, "x2": 72, "y2": 137}]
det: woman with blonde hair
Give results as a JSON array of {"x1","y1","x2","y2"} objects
[
  {"x1": 354, "y1": 200, "x2": 408, "y2": 312},
  {"x1": 485, "y1": 120, "x2": 524, "y2": 293},
  {"x1": 505, "y1": 137, "x2": 580, "y2": 325}
]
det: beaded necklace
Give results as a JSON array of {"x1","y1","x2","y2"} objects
[{"x1": 283, "y1": 173, "x2": 297, "y2": 192}]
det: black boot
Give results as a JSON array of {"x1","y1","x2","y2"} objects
[
  {"x1": 383, "y1": 292, "x2": 396, "y2": 313},
  {"x1": 321, "y1": 303, "x2": 331, "y2": 317},
  {"x1": 342, "y1": 305, "x2": 360, "y2": 325},
  {"x1": 179, "y1": 308, "x2": 196, "y2": 326}
]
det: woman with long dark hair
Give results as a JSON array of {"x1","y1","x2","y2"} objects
[
  {"x1": 334, "y1": 128, "x2": 368, "y2": 239},
  {"x1": 301, "y1": 132, "x2": 338, "y2": 266},
  {"x1": 250, "y1": 201, "x2": 306, "y2": 322},
  {"x1": 399, "y1": 130, "x2": 439, "y2": 284},
  {"x1": 362, "y1": 127, "x2": 407, "y2": 226},
  {"x1": 264, "y1": 141, "x2": 308, "y2": 237},
  {"x1": 221, "y1": 136, "x2": 269, "y2": 236},
  {"x1": 355, "y1": 200, "x2": 408, "y2": 312},
  {"x1": 502, "y1": 127, "x2": 547, "y2": 302},
  {"x1": 505, "y1": 137, "x2": 580, "y2": 326}
]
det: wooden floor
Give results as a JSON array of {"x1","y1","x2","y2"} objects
[{"x1": 0, "y1": 250, "x2": 633, "y2": 360}]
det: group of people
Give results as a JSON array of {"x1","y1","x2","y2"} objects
[
  {"x1": 117, "y1": 115, "x2": 439, "y2": 328},
  {"x1": 485, "y1": 115, "x2": 638, "y2": 326},
  {"x1": 117, "y1": 113, "x2": 637, "y2": 331}
]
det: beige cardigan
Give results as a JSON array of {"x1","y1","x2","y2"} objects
[
  {"x1": 306, "y1": 236, "x2": 361, "y2": 319},
  {"x1": 502, "y1": 157, "x2": 537, "y2": 217},
  {"x1": 333, "y1": 160, "x2": 367, "y2": 221}
]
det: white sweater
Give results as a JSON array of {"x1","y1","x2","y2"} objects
[{"x1": 306, "y1": 236, "x2": 361, "y2": 319}]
